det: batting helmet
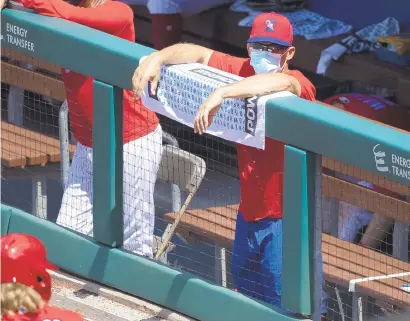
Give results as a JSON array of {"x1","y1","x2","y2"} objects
[
  {"x1": 324, "y1": 93, "x2": 410, "y2": 131},
  {"x1": 1, "y1": 233, "x2": 57, "y2": 301}
]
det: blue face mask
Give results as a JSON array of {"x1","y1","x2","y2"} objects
[{"x1": 250, "y1": 51, "x2": 282, "y2": 74}]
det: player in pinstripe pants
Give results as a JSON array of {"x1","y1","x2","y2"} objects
[
  {"x1": 122, "y1": 0, "x2": 233, "y2": 49},
  {"x1": 14, "y1": 0, "x2": 163, "y2": 259}
]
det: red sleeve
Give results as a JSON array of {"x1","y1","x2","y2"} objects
[
  {"x1": 37, "y1": 305, "x2": 85, "y2": 321},
  {"x1": 207, "y1": 51, "x2": 249, "y2": 75},
  {"x1": 288, "y1": 70, "x2": 316, "y2": 101},
  {"x1": 2, "y1": 306, "x2": 84, "y2": 321},
  {"x1": 17, "y1": 0, "x2": 133, "y2": 37}
]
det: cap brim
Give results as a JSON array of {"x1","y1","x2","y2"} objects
[
  {"x1": 248, "y1": 36, "x2": 291, "y2": 47},
  {"x1": 45, "y1": 261, "x2": 58, "y2": 271}
]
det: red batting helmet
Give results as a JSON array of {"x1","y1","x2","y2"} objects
[
  {"x1": 1, "y1": 233, "x2": 57, "y2": 301},
  {"x1": 324, "y1": 93, "x2": 410, "y2": 131}
]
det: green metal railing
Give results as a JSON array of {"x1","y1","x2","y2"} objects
[{"x1": 2, "y1": 7, "x2": 410, "y2": 321}]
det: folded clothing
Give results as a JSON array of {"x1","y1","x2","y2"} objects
[{"x1": 317, "y1": 17, "x2": 400, "y2": 74}]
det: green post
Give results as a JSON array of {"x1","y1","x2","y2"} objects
[
  {"x1": 307, "y1": 152, "x2": 323, "y2": 321},
  {"x1": 92, "y1": 81, "x2": 123, "y2": 247},
  {"x1": 282, "y1": 145, "x2": 311, "y2": 315}
]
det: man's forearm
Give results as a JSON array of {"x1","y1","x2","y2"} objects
[
  {"x1": 217, "y1": 72, "x2": 301, "y2": 99},
  {"x1": 153, "y1": 43, "x2": 214, "y2": 65}
]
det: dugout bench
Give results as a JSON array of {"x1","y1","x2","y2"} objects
[{"x1": 1, "y1": 47, "x2": 75, "y2": 218}]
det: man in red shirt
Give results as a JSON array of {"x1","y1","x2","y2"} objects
[
  {"x1": 133, "y1": 12, "x2": 327, "y2": 316},
  {"x1": 10, "y1": 0, "x2": 161, "y2": 258}
]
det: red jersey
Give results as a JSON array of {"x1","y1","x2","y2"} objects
[
  {"x1": 2, "y1": 305, "x2": 84, "y2": 321},
  {"x1": 208, "y1": 51, "x2": 316, "y2": 221},
  {"x1": 19, "y1": 0, "x2": 159, "y2": 147}
]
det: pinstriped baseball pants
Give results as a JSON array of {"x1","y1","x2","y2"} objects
[{"x1": 57, "y1": 125, "x2": 163, "y2": 258}]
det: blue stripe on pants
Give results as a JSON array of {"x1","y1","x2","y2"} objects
[{"x1": 232, "y1": 212, "x2": 328, "y2": 313}]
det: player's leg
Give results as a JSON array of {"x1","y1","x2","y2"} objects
[
  {"x1": 147, "y1": 0, "x2": 233, "y2": 49},
  {"x1": 360, "y1": 213, "x2": 394, "y2": 248},
  {"x1": 122, "y1": 124, "x2": 163, "y2": 257},
  {"x1": 259, "y1": 218, "x2": 328, "y2": 315},
  {"x1": 147, "y1": 0, "x2": 183, "y2": 49},
  {"x1": 338, "y1": 201, "x2": 373, "y2": 242},
  {"x1": 57, "y1": 143, "x2": 94, "y2": 236},
  {"x1": 260, "y1": 218, "x2": 283, "y2": 307},
  {"x1": 231, "y1": 213, "x2": 263, "y2": 301},
  {"x1": 177, "y1": 0, "x2": 233, "y2": 16}
]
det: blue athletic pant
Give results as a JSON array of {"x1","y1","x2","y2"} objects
[{"x1": 231, "y1": 213, "x2": 328, "y2": 314}]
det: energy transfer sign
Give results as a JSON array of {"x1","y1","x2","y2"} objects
[
  {"x1": 2, "y1": 22, "x2": 35, "y2": 52},
  {"x1": 141, "y1": 60, "x2": 290, "y2": 150},
  {"x1": 373, "y1": 144, "x2": 410, "y2": 183}
]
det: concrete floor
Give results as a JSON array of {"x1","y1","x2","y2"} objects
[{"x1": 50, "y1": 270, "x2": 195, "y2": 321}]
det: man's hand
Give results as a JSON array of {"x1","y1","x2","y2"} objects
[
  {"x1": 194, "y1": 89, "x2": 224, "y2": 135},
  {"x1": 132, "y1": 44, "x2": 213, "y2": 100},
  {"x1": 1, "y1": 283, "x2": 45, "y2": 316},
  {"x1": 193, "y1": 72, "x2": 303, "y2": 134},
  {"x1": 132, "y1": 53, "x2": 162, "y2": 99},
  {"x1": 1, "y1": 0, "x2": 7, "y2": 10}
]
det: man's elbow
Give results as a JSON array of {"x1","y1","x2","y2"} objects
[
  {"x1": 288, "y1": 77, "x2": 302, "y2": 97},
  {"x1": 267, "y1": 73, "x2": 301, "y2": 96},
  {"x1": 197, "y1": 46, "x2": 214, "y2": 65}
]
